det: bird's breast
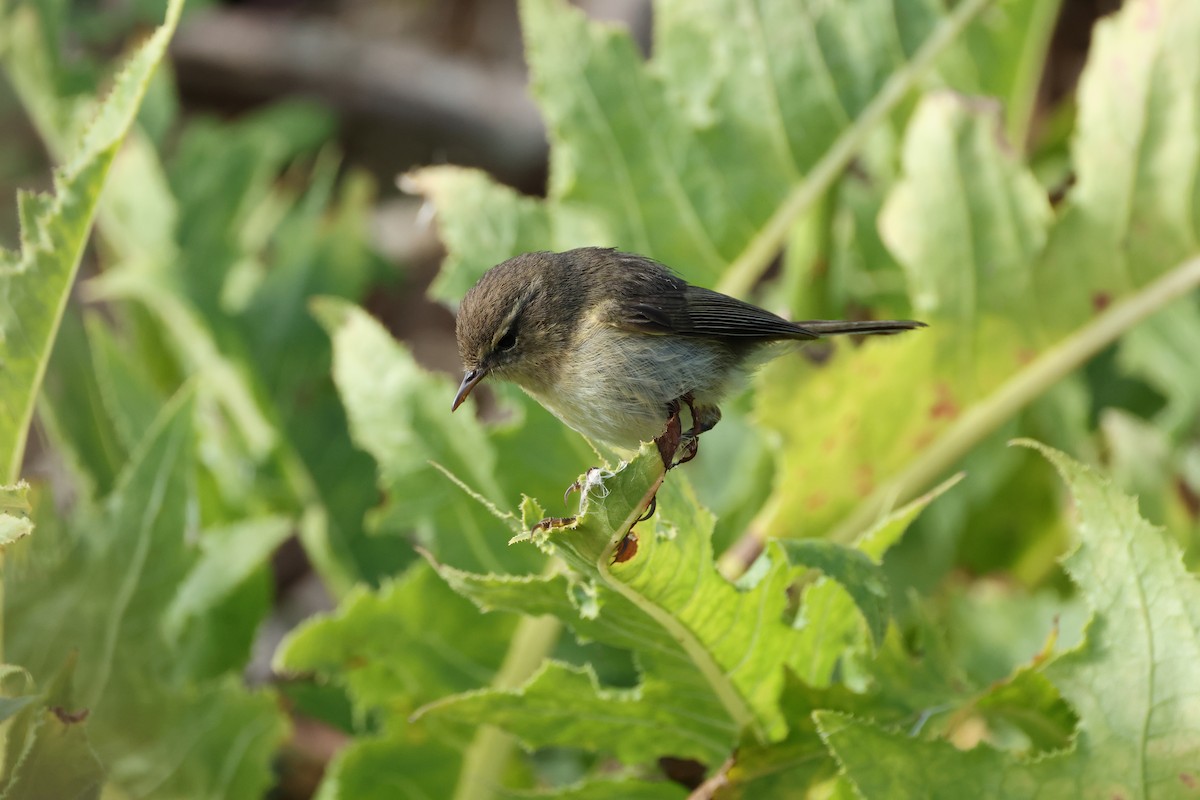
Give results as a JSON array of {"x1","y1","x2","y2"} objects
[{"x1": 521, "y1": 317, "x2": 740, "y2": 450}]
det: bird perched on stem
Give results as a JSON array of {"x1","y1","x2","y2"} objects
[{"x1": 452, "y1": 247, "x2": 924, "y2": 467}]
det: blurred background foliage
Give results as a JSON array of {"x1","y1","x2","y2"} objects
[{"x1": 1, "y1": 0, "x2": 1198, "y2": 797}]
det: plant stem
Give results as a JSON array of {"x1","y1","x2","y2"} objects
[
  {"x1": 719, "y1": 254, "x2": 1200, "y2": 576},
  {"x1": 717, "y1": 0, "x2": 997, "y2": 300},
  {"x1": 451, "y1": 592, "x2": 562, "y2": 800},
  {"x1": 1006, "y1": 0, "x2": 1064, "y2": 149}
]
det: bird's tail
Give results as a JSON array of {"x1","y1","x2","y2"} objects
[{"x1": 797, "y1": 319, "x2": 926, "y2": 337}]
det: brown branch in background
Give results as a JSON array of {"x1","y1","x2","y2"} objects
[{"x1": 171, "y1": 8, "x2": 548, "y2": 183}]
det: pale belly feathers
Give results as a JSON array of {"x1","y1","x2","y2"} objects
[{"x1": 520, "y1": 318, "x2": 743, "y2": 451}]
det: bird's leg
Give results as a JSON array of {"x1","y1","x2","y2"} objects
[
  {"x1": 655, "y1": 392, "x2": 713, "y2": 469},
  {"x1": 636, "y1": 397, "x2": 687, "y2": 544},
  {"x1": 656, "y1": 392, "x2": 708, "y2": 469}
]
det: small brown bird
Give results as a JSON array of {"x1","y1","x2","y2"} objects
[{"x1": 453, "y1": 247, "x2": 923, "y2": 458}]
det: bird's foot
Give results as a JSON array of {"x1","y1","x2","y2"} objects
[
  {"x1": 675, "y1": 434, "x2": 699, "y2": 465},
  {"x1": 563, "y1": 466, "x2": 615, "y2": 507},
  {"x1": 539, "y1": 455, "x2": 661, "y2": 559},
  {"x1": 544, "y1": 467, "x2": 617, "y2": 533}
]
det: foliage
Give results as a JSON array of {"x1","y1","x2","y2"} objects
[
  {"x1": 2, "y1": 0, "x2": 1199, "y2": 798},
  {"x1": 0, "y1": 0, "x2": 365, "y2": 794}
]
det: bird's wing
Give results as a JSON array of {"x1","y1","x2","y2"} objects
[{"x1": 612, "y1": 284, "x2": 817, "y2": 340}]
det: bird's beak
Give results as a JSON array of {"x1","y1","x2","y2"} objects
[{"x1": 452, "y1": 368, "x2": 487, "y2": 411}]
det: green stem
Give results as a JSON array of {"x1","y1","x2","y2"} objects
[
  {"x1": 720, "y1": 254, "x2": 1200, "y2": 574},
  {"x1": 451, "y1": 587, "x2": 563, "y2": 800},
  {"x1": 1006, "y1": 0, "x2": 1064, "y2": 149},
  {"x1": 716, "y1": 0, "x2": 997, "y2": 299}
]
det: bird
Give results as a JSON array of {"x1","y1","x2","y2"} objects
[{"x1": 452, "y1": 247, "x2": 924, "y2": 463}]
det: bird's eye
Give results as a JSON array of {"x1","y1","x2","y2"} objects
[{"x1": 496, "y1": 329, "x2": 518, "y2": 352}]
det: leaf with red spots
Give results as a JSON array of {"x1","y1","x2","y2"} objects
[{"x1": 749, "y1": 0, "x2": 1200, "y2": 555}]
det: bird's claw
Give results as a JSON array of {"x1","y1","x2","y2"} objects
[
  {"x1": 636, "y1": 494, "x2": 657, "y2": 523},
  {"x1": 675, "y1": 434, "x2": 699, "y2": 465}
]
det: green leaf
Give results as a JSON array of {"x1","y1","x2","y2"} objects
[
  {"x1": 529, "y1": 778, "x2": 688, "y2": 799},
  {"x1": 314, "y1": 734, "x2": 463, "y2": 800},
  {"x1": 0, "y1": 481, "x2": 32, "y2": 546},
  {"x1": 0, "y1": 665, "x2": 37, "y2": 727},
  {"x1": 276, "y1": 561, "x2": 521, "y2": 800},
  {"x1": 420, "y1": 660, "x2": 688, "y2": 765},
  {"x1": 7, "y1": 391, "x2": 287, "y2": 799},
  {"x1": 429, "y1": 572, "x2": 737, "y2": 764},
  {"x1": 163, "y1": 514, "x2": 292, "y2": 654},
  {"x1": 1116, "y1": 296, "x2": 1200, "y2": 437},
  {"x1": 410, "y1": 168, "x2": 552, "y2": 308},
  {"x1": 816, "y1": 710, "x2": 1008, "y2": 797},
  {"x1": 720, "y1": 676, "x2": 871, "y2": 798},
  {"x1": 881, "y1": 93, "x2": 1051, "y2": 336},
  {"x1": 971, "y1": 669, "x2": 1077, "y2": 754},
  {"x1": 534, "y1": 449, "x2": 791, "y2": 743},
  {"x1": 1033, "y1": 441, "x2": 1200, "y2": 788},
  {"x1": 779, "y1": 542, "x2": 889, "y2": 650},
  {"x1": 83, "y1": 312, "x2": 165, "y2": 453},
  {"x1": 414, "y1": 0, "x2": 994, "y2": 306},
  {"x1": 724, "y1": 568, "x2": 1081, "y2": 797},
  {"x1": 316, "y1": 298, "x2": 503, "y2": 533},
  {"x1": 9, "y1": 389, "x2": 197, "y2": 701},
  {"x1": 164, "y1": 514, "x2": 290, "y2": 635},
  {"x1": 84, "y1": 105, "x2": 339, "y2": 466},
  {"x1": 0, "y1": 654, "x2": 104, "y2": 800},
  {"x1": 751, "y1": 94, "x2": 1045, "y2": 545},
  {"x1": 939, "y1": 0, "x2": 1062, "y2": 148},
  {"x1": 786, "y1": 477, "x2": 960, "y2": 686},
  {"x1": 1034, "y1": 0, "x2": 1200, "y2": 330},
  {"x1": 38, "y1": 310, "x2": 129, "y2": 497},
  {"x1": 424, "y1": 453, "x2": 754, "y2": 760},
  {"x1": 84, "y1": 101, "x2": 397, "y2": 594},
  {"x1": 1100, "y1": 410, "x2": 1175, "y2": 526},
  {"x1": 277, "y1": 560, "x2": 517, "y2": 714},
  {"x1": 424, "y1": 445, "x2": 942, "y2": 772},
  {"x1": 819, "y1": 443, "x2": 1200, "y2": 798},
  {"x1": 0, "y1": 0, "x2": 184, "y2": 482},
  {"x1": 743, "y1": 0, "x2": 1200, "y2": 556}
]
